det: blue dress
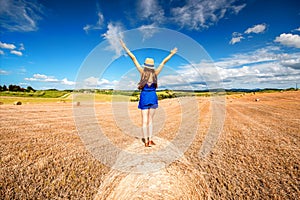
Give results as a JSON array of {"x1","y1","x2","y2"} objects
[{"x1": 138, "y1": 83, "x2": 158, "y2": 110}]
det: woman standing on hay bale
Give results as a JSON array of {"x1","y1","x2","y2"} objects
[{"x1": 120, "y1": 39, "x2": 177, "y2": 147}]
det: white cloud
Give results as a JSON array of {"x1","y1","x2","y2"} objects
[
  {"x1": 159, "y1": 71, "x2": 208, "y2": 90},
  {"x1": 102, "y1": 22, "x2": 124, "y2": 57},
  {"x1": 229, "y1": 32, "x2": 244, "y2": 44},
  {"x1": 96, "y1": 12, "x2": 104, "y2": 25},
  {"x1": 33, "y1": 73, "x2": 48, "y2": 79},
  {"x1": 138, "y1": 24, "x2": 159, "y2": 41},
  {"x1": 280, "y1": 58, "x2": 300, "y2": 69},
  {"x1": 229, "y1": 36, "x2": 244, "y2": 44},
  {"x1": 230, "y1": 23, "x2": 267, "y2": 45},
  {"x1": 19, "y1": 82, "x2": 29, "y2": 86},
  {"x1": 10, "y1": 50, "x2": 23, "y2": 56},
  {"x1": 90, "y1": 45, "x2": 299, "y2": 90},
  {"x1": 83, "y1": 25, "x2": 92, "y2": 33},
  {"x1": 61, "y1": 78, "x2": 75, "y2": 86},
  {"x1": 0, "y1": 69, "x2": 9, "y2": 75},
  {"x1": 170, "y1": 0, "x2": 246, "y2": 30},
  {"x1": 138, "y1": 0, "x2": 165, "y2": 23},
  {"x1": 215, "y1": 47, "x2": 279, "y2": 69},
  {"x1": 86, "y1": 0, "x2": 246, "y2": 34},
  {"x1": 0, "y1": 41, "x2": 25, "y2": 55},
  {"x1": 294, "y1": 27, "x2": 300, "y2": 32},
  {"x1": 245, "y1": 24, "x2": 266, "y2": 34},
  {"x1": 83, "y1": 76, "x2": 118, "y2": 89},
  {"x1": 25, "y1": 76, "x2": 58, "y2": 82},
  {"x1": 19, "y1": 43, "x2": 25, "y2": 50},
  {"x1": 0, "y1": 41, "x2": 16, "y2": 49},
  {"x1": 25, "y1": 74, "x2": 75, "y2": 85},
  {"x1": 0, "y1": 0, "x2": 44, "y2": 32},
  {"x1": 43, "y1": 77, "x2": 58, "y2": 82},
  {"x1": 231, "y1": 4, "x2": 247, "y2": 14},
  {"x1": 132, "y1": 0, "x2": 246, "y2": 31},
  {"x1": 156, "y1": 47, "x2": 300, "y2": 89},
  {"x1": 230, "y1": 36, "x2": 244, "y2": 44},
  {"x1": 24, "y1": 77, "x2": 35, "y2": 81},
  {"x1": 84, "y1": 76, "x2": 100, "y2": 87},
  {"x1": 83, "y1": 12, "x2": 105, "y2": 33},
  {"x1": 274, "y1": 33, "x2": 300, "y2": 48},
  {"x1": 215, "y1": 50, "x2": 300, "y2": 88}
]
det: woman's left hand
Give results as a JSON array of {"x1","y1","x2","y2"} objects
[
  {"x1": 119, "y1": 39, "x2": 126, "y2": 48},
  {"x1": 170, "y1": 47, "x2": 178, "y2": 55}
]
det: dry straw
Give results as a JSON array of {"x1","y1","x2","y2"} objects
[{"x1": 94, "y1": 137, "x2": 211, "y2": 200}]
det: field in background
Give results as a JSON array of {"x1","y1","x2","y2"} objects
[
  {"x1": 0, "y1": 91, "x2": 299, "y2": 198},
  {"x1": 0, "y1": 88, "x2": 293, "y2": 104},
  {"x1": 0, "y1": 90, "x2": 207, "y2": 104}
]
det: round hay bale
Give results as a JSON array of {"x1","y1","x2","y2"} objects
[
  {"x1": 0, "y1": 102, "x2": 3, "y2": 105},
  {"x1": 94, "y1": 137, "x2": 210, "y2": 200},
  {"x1": 73, "y1": 101, "x2": 80, "y2": 106},
  {"x1": 255, "y1": 98, "x2": 260, "y2": 102},
  {"x1": 14, "y1": 101, "x2": 22, "y2": 105},
  {"x1": 57, "y1": 100, "x2": 66, "y2": 103}
]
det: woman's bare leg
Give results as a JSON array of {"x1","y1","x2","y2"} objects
[
  {"x1": 148, "y1": 108, "x2": 156, "y2": 142},
  {"x1": 141, "y1": 109, "x2": 149, "y2": 140}
]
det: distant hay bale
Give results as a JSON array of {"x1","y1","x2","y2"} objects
[
  {"x1": 94, "y1": 137, "x2": 210, "y2": 200},
  {"x1": 14, "y1": 101, "x2": 22, "y2": 105},
  {"x1": 73, "y1": 101, "x2": 80, "y2": 106},
  {"x1": 57, "y1": 100, "x2": 66, "y2": 103},
  {"x1": 0, "y1": 102, "x2": 3, "y2": 105},
  {"x1": 255, "y1": 98, "x2": 260, "y2": 102}
]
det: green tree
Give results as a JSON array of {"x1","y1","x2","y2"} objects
[{"x1": 26, "y1": 86, "x2": 36, "y2": 92}]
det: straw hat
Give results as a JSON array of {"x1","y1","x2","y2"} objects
[{"x1": 144, "y1": 58, "x2": 155, "y2": 69}]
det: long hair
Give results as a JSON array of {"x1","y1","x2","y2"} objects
[{"x1": 138, "y1": 68, "x2": 157, "y2": 90}]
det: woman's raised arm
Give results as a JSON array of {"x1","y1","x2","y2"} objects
[
  {"x1": 155, "y1": 47, "x2": 177, "y2": 75},
  {"x1": 120, "y1": 39, "x2": 143, "y2": 73}
]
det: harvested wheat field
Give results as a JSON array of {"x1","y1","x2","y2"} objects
[{"x1": 1, "y1": 91, "x2": 299, "y2": 199}]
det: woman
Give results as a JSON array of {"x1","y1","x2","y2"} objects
[{"x1": 120, "y1": 39, "x2": 177, "y2": 147}]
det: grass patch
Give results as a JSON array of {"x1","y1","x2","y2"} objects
[
  {"x1": 0, "y1": 91, "x2": 71, "y2": 104},
  {"x1": 0, "y1": 97, "x2": 70, "y2": 104},
  {"x1": 0, "y1": 90, "x2": 70, "y2": 98}
]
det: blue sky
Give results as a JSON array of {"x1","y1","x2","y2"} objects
[{"x1": 0, "y1": 0, "x2": 300, "y2": 90}]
